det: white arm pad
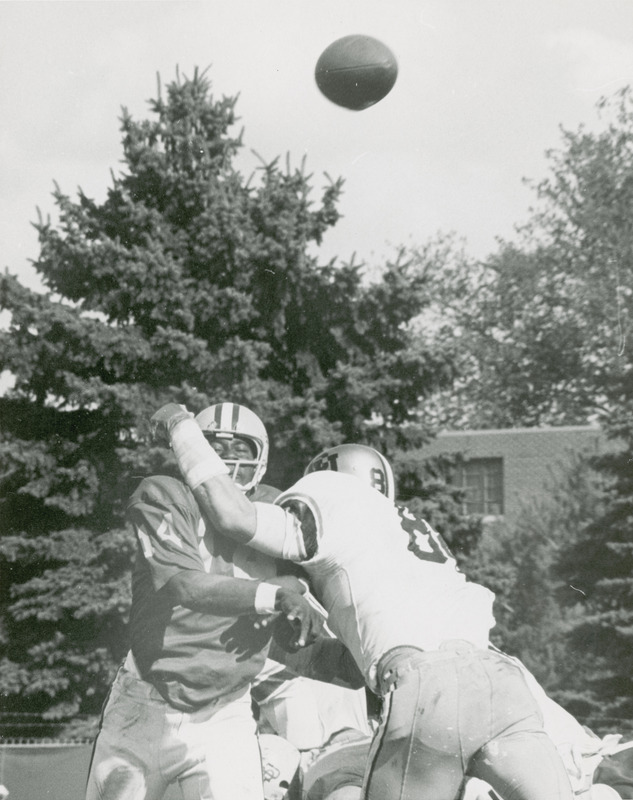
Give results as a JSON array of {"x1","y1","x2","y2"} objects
[
  {"x1": 171, "y1": 418, "x2": 229, "y2": 489},
  {"x1": 252, "y1": 503, "x2": 308, "y2": 561}
]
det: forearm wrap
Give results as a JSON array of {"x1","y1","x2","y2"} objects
[{"x1": 171, "y1": 418, "x2": 229, "y2": 489}]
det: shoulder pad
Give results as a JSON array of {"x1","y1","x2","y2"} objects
[{"x1": 128, "y1": 474, "x2": 194, "y2": 510}]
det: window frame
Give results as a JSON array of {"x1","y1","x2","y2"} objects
[{"x1": 456, "y1": 457, "x2": 504, "y2": 516}]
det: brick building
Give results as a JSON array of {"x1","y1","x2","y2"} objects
[{"x1": 420, "y1": 425, "x2": 614, "y2": 522}]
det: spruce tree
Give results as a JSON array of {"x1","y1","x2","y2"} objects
[
  {"x1": 0, "y1": 68, "x2": 457, "y2": 734},
  {"x1": 558, "y1": 431, "x2": 633, "y2": 734}
]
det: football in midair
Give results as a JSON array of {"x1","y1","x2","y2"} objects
[{"x1": 314, "y1": 34, "x2": 398, "y2": 111}]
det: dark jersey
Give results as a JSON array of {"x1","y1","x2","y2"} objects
[{"x1": 127, "y1": 475, "x2": 277, "y2": 711}]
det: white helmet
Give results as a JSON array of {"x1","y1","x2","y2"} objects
[
  {"x1": 305, "y1": 443, "x2": 395, "y2": 501},
  {"x1": 195, "y1": 402, "x2": 268, "y2": 493}
]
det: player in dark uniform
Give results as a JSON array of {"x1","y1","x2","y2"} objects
[{"x1": 86, "y1": 403, "x2": 324, "y2": 800}]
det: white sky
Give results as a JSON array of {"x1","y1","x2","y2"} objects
[{"x1": 1, "y1": 0, "x2": 633, "y2": 292}]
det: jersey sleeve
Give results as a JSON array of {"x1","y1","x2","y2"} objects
[
  {"x1": 252, "y1": 499, "x2": 318, "y2": 562},
  {"x1": 279, "y1": 497, "x2": 319, "y2": 559},
  {"x1": 127, "y1": 478, "x2": 204, "y2": 591}
]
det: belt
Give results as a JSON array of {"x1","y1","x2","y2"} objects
[{"x1": 376, "y1": 640, "x2": 479, "y2": 695}]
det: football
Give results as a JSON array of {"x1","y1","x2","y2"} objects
[{"x1": 314, "y1": 34, "x2": 398, "y2": 111}]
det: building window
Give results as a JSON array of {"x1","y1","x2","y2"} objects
[{"x1": 456, "y1": 458, "x2": 504, "y2": 516}]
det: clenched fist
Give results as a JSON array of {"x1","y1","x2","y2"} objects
[{"x1": 150, "y1": 403, "x2": 192, "y2": 445}]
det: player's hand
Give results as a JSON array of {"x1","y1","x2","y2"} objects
[
  {"x1": 219, "y1": 616, "x2": 273, "y2": 661},
  {"x1": 274, "y1": 588, "x2": 326, "y2": 650},
  {"x1": 252, "y1": 576, "x2": 311, "y2": 631},
  {"x1": 150, "y1": 403, "x2": 192, "y2": 445}
]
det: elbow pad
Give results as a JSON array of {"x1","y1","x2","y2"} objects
[{"x1": 252, "y1": 503, "x2": 308, "y2": 561}]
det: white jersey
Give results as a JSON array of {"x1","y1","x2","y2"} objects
[{"x1": 262, "y1": 471, "x2": 495, "y2": 690}]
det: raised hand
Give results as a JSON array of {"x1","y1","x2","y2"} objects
[{"x1": 150, "y1": 403, "x2": 192, "y2": 445}]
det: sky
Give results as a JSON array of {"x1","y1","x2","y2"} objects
[{"x1": 2, "y1": 0, "x2": 633, "y2": 293}]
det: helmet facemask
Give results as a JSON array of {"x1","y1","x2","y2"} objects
[
  {"x1": 195, "y1": 403, "x2": 269, "y2": 493},
  {"x1": 205, "y1": 432, "x2": 263, "y2": 493}
]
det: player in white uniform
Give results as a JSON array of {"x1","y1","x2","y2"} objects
[
  {"x1": 151, "y1": 403, "x2": 574, "y2": 800},
  {"x1": 293, "y1": 450, "x2": 633, "y2": 800},
  {"x1": 291, "y1": 650, "x2": 632, "y2": 800},
  {"x1": 294, "y1": 452, "x2": 632, "y2": 800}
]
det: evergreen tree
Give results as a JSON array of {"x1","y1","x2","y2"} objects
[
  {"x1": 0, "y1": 68, "x2": 458, "y2": 733},
  {"x1": 464, "y1": 456, "x2": 612, "y2": 704},
  {"x1": 558, "y1": 431, "x2": 633, "y2": 734}
]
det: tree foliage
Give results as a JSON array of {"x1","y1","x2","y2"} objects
[
  {"x1": 417, "y1": 87, "x2": 633, "y2": 430},
  {"x1": 0, "y1": 68, "x2": 461, "y2": 730},
  {"x1": 415, "y1": 87, "x2": 633, "y2": 731},
  {"x1": 464, "y1": 457, "x2": 613, "y2": 694},
  {"x1": 493, "y1": 88, "x2": 633, "y2": 731},
  {"x1": 556, "y1": 437, "x2": 633, "y2": 733}
]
